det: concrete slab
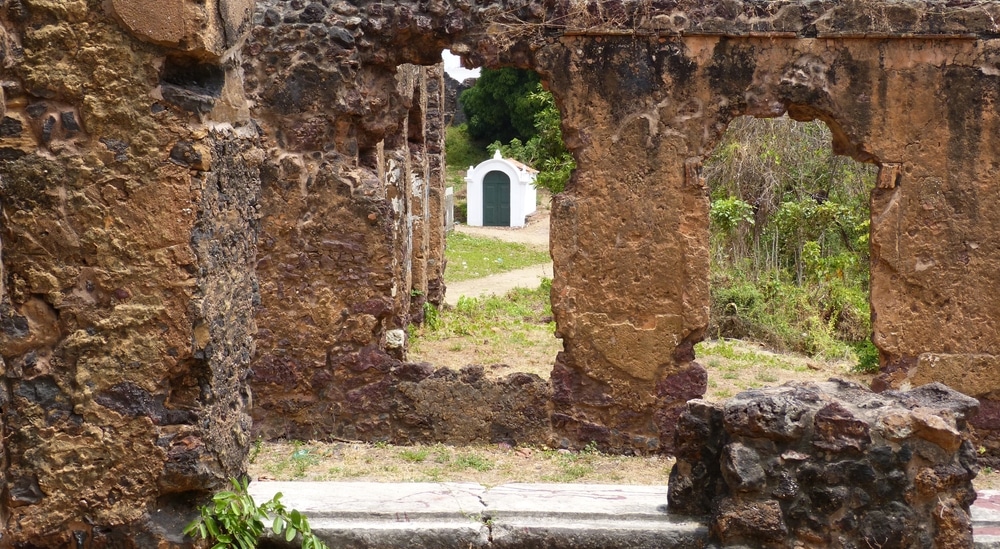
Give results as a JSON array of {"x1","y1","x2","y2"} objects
[
  {"x1": 483, "y1": 483, "x2": 669, "y2": 518},
  {"x1": 247, "y1": 481, "x2": 1000, "y2": 548},
  {"x1": 484, "y1": 484, "x2": 708, "y2": 549},
  {"x1": 976, "y1": 491, "x2": 1000, "y2": 548},
  {"x1": 248, "y1": 481, "x2": 487, "y2": 520},
  {"x1": 249, "y1": 482, "x2": 490, "y2": 549}
]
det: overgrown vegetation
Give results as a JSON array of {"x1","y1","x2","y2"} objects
[
  {"x1": 184, "y1": 478, "x2": 327, "y2": 549},
  {"x1": 444, "y1": 232, "x2": 551, "y2": 283},
  {"x1": 704, "y1": 116, "x2": 878, "y2": 364}
]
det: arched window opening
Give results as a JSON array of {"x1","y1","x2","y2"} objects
[{"x1": 407, "y1": 60, "x2": 563, "y2": 382}]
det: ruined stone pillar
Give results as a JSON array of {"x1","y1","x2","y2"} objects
[
  {"x1": 669, "y1": 381, "x2": 980, "y2": 548},
  {"x1": 541, "y1": 38, "x2": 714, "y2": 453},
  {"x1": 407, "y1": 68, "x2": 430, "y2": 323},
  {"x1": 862, "y1": 40, "x2": 1000, "y2": 465},
  {"x1": 425, "y1": 65, "x2": 448, "y2": 307},
  {"x1": 243, "y1": 0, "x2": 451, "y2": 440},
  {"x1": 0, "y1": 0, "x2": 257, "y2": 543}
]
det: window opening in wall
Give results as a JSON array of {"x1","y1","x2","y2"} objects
[
  {"x1": 406, "y1": 63, "x2": 567, "y2": 382},
  {"x1": 697, "y1": 115, "x2": 880, "y2": 402}
]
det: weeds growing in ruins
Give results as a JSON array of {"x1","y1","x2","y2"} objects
[
  {"x1": 705, "y1": 116, "x2": 878, "y2": 366},
  {"x1": 409, "y1": 281, "x2": 559, "y2": 378},
  {"x1": 184, "y1": 478, "x2": 327, "y2": 549}
]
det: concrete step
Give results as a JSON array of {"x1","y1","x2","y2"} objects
[{"x1": 249, "y1": 482, "x2": 1000, "y2": 548}]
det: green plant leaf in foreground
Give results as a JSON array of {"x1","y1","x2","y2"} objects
[{"x1": 184, "y1": 477, "x2": 328, "y2": 549}]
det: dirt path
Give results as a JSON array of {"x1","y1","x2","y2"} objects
[
  {"x1": 445, "y1": 262, "x2": 554, "y2": 306},
  {"x1": 446, "y1": 212, "x2": 552, "y2": 304}
]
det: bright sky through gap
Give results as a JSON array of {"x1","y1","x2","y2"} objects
[{"x1": 442, "y1": 49, "x2": 481, "y2": 81}]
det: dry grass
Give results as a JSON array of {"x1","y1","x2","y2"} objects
[
  {"x1": 698, "y1": 339, "x2": 875, "y2": 401},
  {"x1": 250, "y1": 441, "x2": 675, "y2": 487},
  {"x1": 409, "y1": 323, "x2": 559, "y2": 379},
  {"x1": 248, "y1": 439, "x2": 1000, "y2": 491}
]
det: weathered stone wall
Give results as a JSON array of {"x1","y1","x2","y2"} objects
[
  {"x1": 0, "y1": 0, "x2": 259, "y2": 544},
  {"x1": 538, "y1": 30, "x2": 1000, "y2": 454},
  {"x1": 425, "y1": 65, "x2": 449, "y2": 306},
  {"x1": 240, "y1": 1, "x2": 451, "y2": 439},
  {"x1": 241, "y1": 0, "x2": 1000, "y2": 456},
  {"x1": 4, "y1": 0, "x2": 1000, "y2": 542},
  {"x1": 669, "y1": 381, "x2": 980, "y2": 547}
]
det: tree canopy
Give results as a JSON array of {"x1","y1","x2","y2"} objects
[
  {"x1": 459, "y1": 68, "x2": 542, "y2": 144},
  {"x1": 487, "y1": 83, "x2": 575, "y2": 194}
]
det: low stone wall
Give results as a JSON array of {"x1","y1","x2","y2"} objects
[
  {"x1": 669, "y1": 380, "x2": 981, "y2": 548},
  {"x1": 253, "y1": 346, "x2": 552, "y2": 446}
]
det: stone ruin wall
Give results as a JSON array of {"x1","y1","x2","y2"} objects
[
  {"x1": 2, "y1": 0, "x2": 1000, "y2": 544},
  {"x1": 241, "y1": 0, "x2": 1000, "y2": 460},
  {"x1": 0, "y1": 0, "x2": 263, "y2": 544},
  {"x1": 669, "y1": 380, "x2": 981, "y2": 547}
]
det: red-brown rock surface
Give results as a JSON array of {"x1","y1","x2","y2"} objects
[{"x1": 4, "y1": 0, "x2": 1000, "y2": 543}]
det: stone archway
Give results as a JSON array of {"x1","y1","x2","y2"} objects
[{"x1": 4, "y1": 0, "x2": 1000, "y2": 543}]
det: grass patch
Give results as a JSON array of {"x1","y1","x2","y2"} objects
[
  {"x1": 445, "y1": 232, "x2": 550, "y2": 283},
  {"x1": 399, "y1": 448, "x2": 430, "y2": 463},
  {"x1": 453, "y1": 454, "x2": 494, "y2": 472},
  {"x1": 408, "y1": 280, "x2": 558, "y2": 376}
]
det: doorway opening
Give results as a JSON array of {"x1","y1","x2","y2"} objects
[
  {"x1": 697, "y1": 115, "x2": 879, "y2": 401},
  {"x1": 482, "y1": 170, "x2": 512, "y2": 226},
  {"x1": 406, "y1": 60, "x2": 564, "y2": 382}
]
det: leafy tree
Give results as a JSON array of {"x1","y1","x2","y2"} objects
[
  {"x1": 459, "y1": 68, "x2": 542, "y2": 144},
  {"x1": 488, "y1": 84, "x2": 575, "y2": 194}
]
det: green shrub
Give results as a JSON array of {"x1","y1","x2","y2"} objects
[
  {"x1": 709, "y1": 266, "x2": 861, "y2": 359},
  {"x1": 852, "y1": 340, "x2": 881, "y2": 373},
  {"x1": 184, "y1": 478, "x2": 327, "y2": 549},
  {"x1": 445, "y1": 124, "x2": 489, "y2": 169}
]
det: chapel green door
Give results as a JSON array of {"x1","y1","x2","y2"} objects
[{"x1": 483, "y1": 171, "x2": 511, "y2": 226}]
